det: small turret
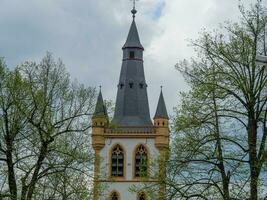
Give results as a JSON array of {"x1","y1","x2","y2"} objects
[
  {"x1": 92, "y1": 88, "x2": 108, "y2": 127},
  {"x1": 154, "y1": 88, "x2": 169, "y2": 150},
  {"x1": 92, "y1": 88, "x2": 108, "y2": 151},
  {"x1": 154, "y1": 88, "x2": 169, "y2": 127}
]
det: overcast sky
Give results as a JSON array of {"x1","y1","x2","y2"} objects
[{"x1": 0, "y1": 0, "x2": 263, "y2": 118}]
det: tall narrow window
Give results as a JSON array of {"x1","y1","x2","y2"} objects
[
  {"x1": 111, "y1": 145, "x2": 124, "y2": 177},
  {"x1": 135, "y1": 145, "x2": 148, "y2": 177},
  {"x1": 129, "y1": 51, "x2": 135, "y2": 59},
  {"x1": 138, "y1": 192, "x2": 146, "y2": 200},
  {"x1": 110, "y1": 191, "x2": 120, "y2": 200}
]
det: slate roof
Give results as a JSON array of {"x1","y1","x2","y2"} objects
[
  {"x1": 122, "y1": 19, "x2": 144, "y2": 50},
  {"x1": 93, "y1": 90, "x2": 107, "y2": 117},
  {"x1": 112, "y1": 18, "x2": 152, "y2": 126},
  {"x1": 154, "y1": 90, "x2": 169, "y2": 119}
]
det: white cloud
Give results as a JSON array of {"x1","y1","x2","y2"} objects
[{"x1": 0, "y1": 0, "x2": 262, "y2": 118}]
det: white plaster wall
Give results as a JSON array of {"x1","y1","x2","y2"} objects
[
  {"x1": 98, "y1": 138, "x2": 159, "y2": 199},
  {"x1": 99, "y1": 182, "x2": 153, "y2": 200}
]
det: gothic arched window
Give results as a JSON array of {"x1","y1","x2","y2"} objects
[
  {"x1": 110, "y1": 191, "x2": 120, "y2": 200},
  {"x1": 137, "y1": 192, "x2": 146, "y2": 200},
  {"x1": 135, "y1": 145, "x2": 148, "y2": 177},
  {"x1": 111, "y1": 145, "x2": 124, "y2": 177}
]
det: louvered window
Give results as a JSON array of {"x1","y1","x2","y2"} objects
[
  {"x1": 135, "y1": 145, "x2": 148, "y2": 177},
  {"x1": 111, "y1": 145, "x2": 124, "y2": 177}
]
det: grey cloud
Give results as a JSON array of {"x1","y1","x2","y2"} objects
[{"x1": 0, "y1": 0, "x2": 262, "y2": 119}]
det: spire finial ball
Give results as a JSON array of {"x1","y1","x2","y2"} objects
[{"x1": 131, "y1": 8, "x2": 137, "y2": 17}]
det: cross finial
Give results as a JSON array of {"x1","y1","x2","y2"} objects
[
  {"x1": 160, "y1": 85, "x2": 163, "y2": 91},
  {"x1": 99, "y1": 85, "x2": 102, "y2": 91},
  {"x1": 131, "y1": 0, "x2": 138, "y2": 18}
]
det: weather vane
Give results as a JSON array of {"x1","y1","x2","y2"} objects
[{"x1": 131, "y1": 0, "x2": 139, "y2": 18}]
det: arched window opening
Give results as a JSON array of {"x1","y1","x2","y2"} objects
[
  {"x1": 138, "y1": 192, "x2": 146, "y2": 200},
  {"x1": 111, "y1": 145, "x2": 124, "y2": 177},
  {"x1": 110, "y1": 191, "x2": 120, "y2": 200},
  {"x1": 129, "y1": 82, "x2": 134, "y2": 88},
  {"x1": 135, "y1": 145, "x2": 148, "y2": 177}
]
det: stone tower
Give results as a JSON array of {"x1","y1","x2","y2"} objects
[{"x1": 92, "y1": 6, "x2": 169, "y2": 200}]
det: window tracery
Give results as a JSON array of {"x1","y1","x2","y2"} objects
[
  {"x1": 135, "y1": 145, "x2": 148, "y2": 177},
  {"x1": 111, "y1": 145, "x2": 124, "y2": 177}
]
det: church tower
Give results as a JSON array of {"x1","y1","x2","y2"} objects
[{"x1": 92, "y1": 4, "x2": 169, "y2": 200}]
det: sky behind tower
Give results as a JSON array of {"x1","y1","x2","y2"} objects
[{"x1": 0, "y1": 0, "x2": 261, "y2": 118}]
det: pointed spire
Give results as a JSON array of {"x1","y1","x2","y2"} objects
[
  {"x1": 112, "y1": 7, "x2": 151, "y2": 126},
  {"x1": 93, "y1": 88, "x2": 107, "y2": 117},
  {"x1": 154, "y1": 88, "x2": 169, "y2": 119},
  {"x1": 122, "y1": 18, "x2": 144, "y2": 50}
]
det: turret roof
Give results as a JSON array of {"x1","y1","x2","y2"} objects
[
  {"x1": 154, "y1": 90, "x2": 169, "y2": 119},
  {"x1": 93, "y1": 90, "x2": 107, "y2": 117}
]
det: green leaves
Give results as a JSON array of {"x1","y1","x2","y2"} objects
[
  {"x1": 0, "y1": 53, "x2": 96, "y2": 200},
  {"x1": 169, "y1": 1, "x2": 267, "y2": 199}
]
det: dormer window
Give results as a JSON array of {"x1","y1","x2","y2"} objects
[
  {"x1": 129, "y1": 82, "x2": 134, "y2": 88},
  {"x1": 119, "y1": 83, "x2": 124, "y2": 89},
  {"x1": 129, "y1": 51, "x2": 135, "y2": 59},
  {"x1": 139, "y1": 83, "x2": 144, "y2": 89}
]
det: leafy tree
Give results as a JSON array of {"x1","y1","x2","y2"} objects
[
  {"x1": 169, "y1": 1, "x2": 267, "y2": 199},
  {"x1": 0, "y1": 53, "x2": 96, "y2": 200}
]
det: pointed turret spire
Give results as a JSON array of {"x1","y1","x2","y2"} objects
[
  {"x1": 122, "y1": 19, "x2": 144, "y2": 50},
  {"x1": 154, "y1": 88, "x2": 169, "y2": 119},
  {"x1": 94, "y1": 88, "x2": 107, "y2": 117},
  {"x1": 122, "y1": 0, "x2": 143, "y2": 50},
  {"x1": 112, "y1": 6, "x2": 152, "y2": 126}
]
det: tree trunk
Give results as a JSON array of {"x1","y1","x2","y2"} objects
[
  {"x1": 20, "y1": 179, "x2": 28, "y2": 200},
  {"x1": 6, "y1": 146, "x2": 17, "y2": 200},
  {"x1": 4, "y1": 110, "x2": 17, "y2": 200},
  {"x1": 26, "y1": 142, "x2": 48, "y2": 200},
  {"x1": 248, "y1": 114, "x2": 259, "y2": 200},
  {"x1": 212, "y1": 91, "x2": 230, "y2": 200}
]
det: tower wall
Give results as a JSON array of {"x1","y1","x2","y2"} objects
[
  {"x1": 98, "y1": 137, "x2": 160, "y2": 200},
  {"x1": 91, "y1": 7, "x2": 169, "y2": 200}
]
